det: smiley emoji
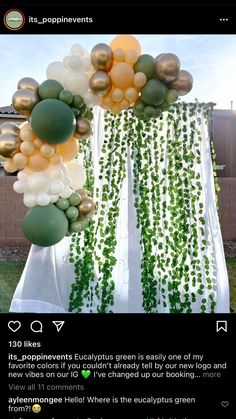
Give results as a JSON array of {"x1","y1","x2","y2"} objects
[{"x1": 32, "y1": 404, "x2": 41, "y2": 413}]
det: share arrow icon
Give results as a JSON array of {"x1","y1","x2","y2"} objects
[{"x1": 52, "y1": 321, "x2": 65, "y2": 332}]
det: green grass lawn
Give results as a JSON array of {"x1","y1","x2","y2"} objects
[
  {"x1": 0, "y1": 259, "x2": 236, "y2": 312},
  {"x1": 0, "y1": 261, "x2": 25, "y2": 312}
]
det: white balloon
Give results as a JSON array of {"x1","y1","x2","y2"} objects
[
  {"x1": 82, "y1": 57, "x2": 92, "y2": 72},
  {"x1": 64, "y1": 71, "x2": 89, "y2": 96},
  {"x1": 27, "y1": 173, "x2": 50, "y2": 193},
  {"x1": 65, "y1": 161, "x2": 86, "y2": 190},
  {"x1": 60, "y1": 187, "x2": 72, "y2": 198},
  {"x1": 46, "y1": 61, "x2": 66, "y2": 85},
  {"x1": 50, "y1": 194, "x2": 59, "y2": 204},
  {"x1": 69, "y1": 55, "x2": 83, "y2": 71},
  {"x1": 17, "y1": 170, "x2": 29, "y2": 182},
  {"x1": 50, "y1": 181, "x2": 64, "y2": 194},
  {"x1": 49, "y1": 167, "x2": 63, "y2": 180},
  {"x1": 13, "y1": 180, "x2": 26, "y2": 194},
  {"x1": 64, "y1": 176, "x2": 72, "y2": 186},
  {"x1": 84, "y1": 91, "x2": 100, "y2": 107},
  {"x1": 83, "y1": 49, "x2": 90, "y2": 58},
  {"x1": 36, "y1": 193, "x2": 50, "y2": 206},
  {"x1": 71, "y1": 44, "x2": 84, "y2": 57},
  {"x1": 63, "y1": 56, "x2": 71, "y2": 69},
  {"x1": 23, "y1": 193, "x2": 36, "y2": 208}
]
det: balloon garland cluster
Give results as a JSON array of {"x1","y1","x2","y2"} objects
[
  {"x1": 88, "y1": 35, "x2": 193, "y2": 119},
  {"x1": 0, "y1": 35, "x2": 193, "y2": 247}
]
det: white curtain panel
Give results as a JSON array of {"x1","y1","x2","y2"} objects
[{"x1": 10, "y1": 107, "x2": 230, "y2": 313}]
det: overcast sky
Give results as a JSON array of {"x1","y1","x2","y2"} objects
[{"x1": 0, "y1": 34, "x2": 236, "y2": 109}]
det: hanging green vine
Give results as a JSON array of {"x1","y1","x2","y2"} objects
[
  {"x1": 69, "y1": 136, "x2": 96, "y2": 313},
  {"x1": 128, "y1": 102, "x2": 217, "y2": 313},
  {"x1": 94, "y1": 111, "x2": 128, "y2": 312},
  {"x1": 69, "y1": 103, "x2": 218, "y2": 314}
]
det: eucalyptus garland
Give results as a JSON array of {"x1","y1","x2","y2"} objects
[
  {"x1": 69, "y1": 136, "x2": 96, "y2": 313},
  {"x1": 127, "y1": 102, "x2": 217, "y2": 313},
  {"x1": 69, "y1": 102, "x2": 218, "y2": 313},
  {"x1": 94, "y1": 111, "x2": 128, "y2": 312}
]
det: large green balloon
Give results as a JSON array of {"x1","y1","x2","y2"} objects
[
  {"x1": 39, "y1": 80, "x2": 63, "y2": 100},
  {"x1": 31, "y1": 99, "x2": 76, "y2": 144},
  {"x1": 134, "y1": 54, "x2": 155, "y2": 79},
  {"x1": 23, "y1": 204, "x2": 68, "y2": 247},
  {"x1": 141, "y1": 79, "x2": 167, "y2": 107}
]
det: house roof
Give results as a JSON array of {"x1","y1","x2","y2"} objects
[{"x1": 0, "y1": 105, "x2": 21, "y2": 115}]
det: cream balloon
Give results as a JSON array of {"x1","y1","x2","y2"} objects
[
  {"x1": 27, "y1": 173, "x2": 50, "y2": 193},
  {"x1": 4, "y1": 159, "x2": 18, "y2": 173},
  {"x1": 71, "y1": 44, "x2": 84, "y2": 56},
  {"x1": 13, "y1": 180, "x2": 26, "y2": 194},
  {"x1": 69, "y1": 55, "x2": 83, "y2": 71},
  {"x1": 50, "y1": 194, "x2": 59, "y2": 203},
  {"x1": 23, "y1": 193, "x2": 37, "y2": 208},
  {"x1": 64, "y1": 71, "x2": 89, "y2": 96},
  {"x1": 63, "y1": 56, "x2": 71, "y2": 69},
  {"x1": 65, "y1": 161, "x2": 86, "y2": 190},
  {"x1": 82, "y1": 57, "x2": 92, "y2": 72},
  {"x1": 13, "y1": 153, "x2": 27, "y2": 169},
  {"x1": 36, "y1": 193, "x2": 51, "y2": 206},
  {"x1": 20, "y1": 141, "x2": 35, "y2": 156},
  {"x1": 49, "y1": 167, "x2": 64, "y2": 180},
  {"x1": 60, "y1": 187, "x2": 72, "y2": 198},
  {"x1": 50, "y1": 181, "x2": 64, "y2": 194},
  {"x1": 113, "y1": 48, "x2": 126, "y2": 62},
  {"x1": 84, "y1": 91, "x2": 100, "y2": 106},
  {"x1": 46, "y1": 61, "x2": 66, "y2": 85},
  {"x1": 133, "y1": 72, "x2": 147, "y2": 88}
]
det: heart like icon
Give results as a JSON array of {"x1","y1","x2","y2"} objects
[
  {"x1": 221, "y1": 401, "x2": 229, "y2": 408},
  {"x1": 81, "y1": 370, "x2": 91, "y2": 379},
  {"x1": 8, "y1": 320, "x2": 21, "y2": 332}
]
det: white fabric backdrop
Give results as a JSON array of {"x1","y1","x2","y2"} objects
[{"x1": 10, "y1": 109, "x2": 230, "y2": 313}]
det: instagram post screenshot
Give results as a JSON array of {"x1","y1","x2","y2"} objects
[{"x1": 0, "y1": 2, "x2": 235, "y2": 418}]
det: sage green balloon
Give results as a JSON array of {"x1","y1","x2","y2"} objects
[
  {"x1": 65, "y1": 206, "x2": 79, "y2": 220},
  {"x1": 155, "y1": 107, "x2": 162, "y2": 117},
  {"x1": 68, "y1": 192, "x2": 81, "y2": 206},
  {"x1": 72, "y1": 107, "x2": 80, "y2": 117},
  {"x1": 59, "y1": 89, "x2": 74, "y2": 105},
  {"x1": 56, "y1": 197, "x2": 70, "y2": 210},
  {"x1": 144, "y1": 105, "x2": 156, "y2": 119},
  {"x1": 160, "y1": 100, "x2": 169, "y2": 111},
  {"x1": 84, "y1": 110, "x2": 93, "y2": 121},
  {"x1": 31, "y1": 99, "x2": 76, "y2": 144},
  {"x1": 134, "y1": 54, "x2": 155, "y2": 79},
  {"x1": 73, "y1": 95, "x2": 84, "y2": 109},
  {"x1": 134, "y1": 100, "x2": 145, "y2": 114},
  {"x1": 23, "y1": 204, "x2": 68, "y2": 247},
  {"x1": 38, "y1": 79, "x2": 63, "y2": 99},
  {"x1": 141, "y1": 79, "x2": 167, "y2": 107},
  {"x1": 80, "y1": 104, "x2": 88, "y2": 117},
  {"x1": 166, "y1": 89, "x2": 178, "y2": 105}
]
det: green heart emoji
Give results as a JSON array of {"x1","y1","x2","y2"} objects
[{"x1": 81, "y1": 370, "x2": 91, "y2": 379}]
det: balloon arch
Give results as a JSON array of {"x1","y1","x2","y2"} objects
[{"x1": 0, "y1": 35, "x2": 193, "y2": 246}]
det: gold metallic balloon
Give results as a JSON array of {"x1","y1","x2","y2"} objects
[
  {"x1": 0, "y1": 133, "x2": 19, "y2": 158},
  {"x1": 78, "y1": 197, "x2": 96, "y2": 218},
  {"x1": 76, "y1": 188, "x2": 92, "y2": 199},
  {"x1": 168, "y1": 69, "x2": 193, "y2": 96},
  {"x1": 155, "y1": 53, "x2": 181, "y2": 83},
  {"x1": 74, "y1": 117, "x2": 92, "y2": 140},
  {"x1": 89, "y1": 71, "x2": 112, "y2": 97},
  {"x1": 12, "y1": 89, "x2": 40, "y2": 116},
  {"x1": 17, "y1": 77, "x2": 39, "y2": 93},
  {"x1": 0, "y1": 122, "x2": 20, "y2": 136},
  {"x1": 91, "y1": 43, "x2": 114, "y2": 72}
]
